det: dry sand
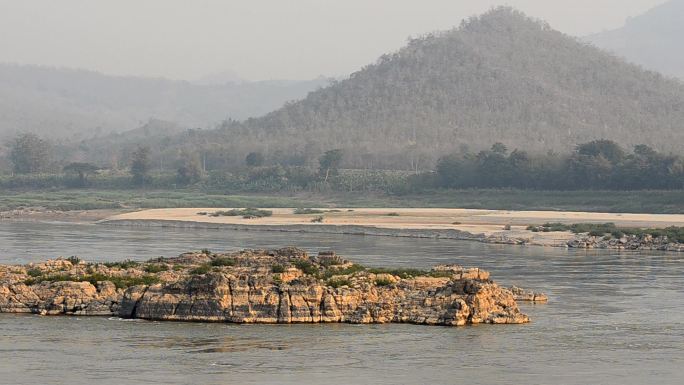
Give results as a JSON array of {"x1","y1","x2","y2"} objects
[{"x1": 104, "y1": 208, "x2": 684, "y2": 245}]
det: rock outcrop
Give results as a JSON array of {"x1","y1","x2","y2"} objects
[
  {"x1": 566, "y1": 234, "x2": 684, "y2": 252},
  {"x1": 0, "y1": 248, "x2": 533, "y2": 326}
]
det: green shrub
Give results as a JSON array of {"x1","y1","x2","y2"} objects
[
  {"x1": 528, "y1": 222, "x2": 684, "y2": 243},
  {"x1": 209, "y1": 208, "x2": 272, "y2": 219},
  {"x1": 210, "y1": 257, "x2": 236, "y2": 267},
  {"x1": 103, "y1": 259, "x2": 140, "y2": 269},
  {"x1": 271, "y1": 264, "x2": 286, "y2": 273},
  {"x1": 367, "y1": 268, "x2": 428, "y2": 279},
  {"x1": 311, "y1": 216, "x2": 324, "y2": 223},
  {"x1": 292, "y1": 259, "x2": 318, "y2": 275},
  {"x1": 323, "y1": 264, "x2": 366, "y2": 279},
  {"x1": 144, "y1": 264, "x2": 169, "y2": 273},
  {"x1": 66, "y1": 256, "x2": 81, "y2": 265},
  {"x1": 386, "y1": 212, "x2": 400, "y2": 216},
  {"x1": 190, "y1": 264, "x2": 212, "y2": 275},
  {"x1": 327, "y1": 278, "x2": 352, "y2": 288},
  {"x1": 294, "y1": 208, "x2": 325, "y2": 215},
  {"x1": 374, "y1": 277, "x2": 394, "y2": 287},
  {"x1": 26, "y1": 268, "x2": 42, "y2": 277}
]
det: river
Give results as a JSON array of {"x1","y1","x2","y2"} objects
[{"x1": 0, "y1": 221, "x2": 682, "y2": 384}]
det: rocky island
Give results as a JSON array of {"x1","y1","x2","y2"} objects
[{"x1": 0, "y1": 248, "x2": 538, "y2": 326}]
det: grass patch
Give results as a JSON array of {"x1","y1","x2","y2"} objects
[
  {"x1": 209, "y1": 208, "x2": 273, "y2": 219},
  {"x1": 292, "y1": 259, "x2": 319, "y2": 275},
  {"x1": 326, "y1": 277, "x2": 352, "y2": 288},
  {"x1": 367, "y1": 268, "x2": 429, "y2": 279},
  {"x1": 24, "y1": 273, "x2": 160, "y2": 289},
  {"x1": 293, "y1": 208, "x2": 325, "y2": 215},
  {"x1": 2, "y1": 188, "x2": 684, "y2": 214},
  {"x1": 271, "y1": 264, "x2": 285, "y2": 273},
  {"x1": 210, "y1": 257, "x2": 236, "y2": 267},
  {"x1": 103, "y1": 260, "x2": 140, "y2": 269},
  {"x1": 144, "y1": 264, "x2": 169, "y2": 273},
  {"x1": 529, "y1": 222, "x2": 684, "y2": 242},
  {"x1": 323, "y1": 264, "x2": 366, "y2": 279},
  {"x1": 310, "y1": 216, "x2": 324, "y2": 223},
  {"x1": 189, "y1": 264, "x2": 212, "y2": 275},
  {"x1": 374, "y1": 277, "x2": 394, "y2": 287}
]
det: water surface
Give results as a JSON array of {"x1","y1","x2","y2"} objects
[{"x1": 0, "y1": 221, "x2": 682, "y2": 384}]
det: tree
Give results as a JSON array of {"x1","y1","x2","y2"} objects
[
  {"x1": 319, "y1": 149, "x2": 343, "y2": 182},
  {"x1": 176, "y1": 153, "x2": 203, "y2": 185},
  {"x1": 245, "y1": 152, "x2": 265, "y2": 167},
  {"x1": 63, "y1": 162, "x2": 99, "y2": 187},
  {"x1": 9, "y1": 133, "x2": 50, "y2": 174},
  {"x1": 576, "y1": 140, "x2": 625, "y2": 165},
  {"x1": 491, "y1": 142, "x2": 508, "y2": 155},
  {"x1": 130, "y1": 146, "x2": 152, "y2": 186}
]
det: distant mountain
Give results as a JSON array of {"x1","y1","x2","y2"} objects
[
  {"x1": 0, "y1": 64, "x2": 329, "y2": 141},
  {"x1": 587, "y1": 0, "x2": 684, "y2": 79},
  {"x1": 151, "y1": 7, "x2": 684, "y2": 170}
]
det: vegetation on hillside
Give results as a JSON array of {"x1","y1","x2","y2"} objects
[
  {"x1": 64, "y1": 6, "x2": 683, "y2": 172},
  {"x1": 5, "y1": 8, "x2": 683, "y2": 175}
]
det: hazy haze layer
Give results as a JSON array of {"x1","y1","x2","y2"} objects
[{"x1": 0, "y1": 0, "x2": 667, "y2": 80}]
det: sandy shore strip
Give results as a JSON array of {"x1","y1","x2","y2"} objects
[{"x1": 101, "y1": 207, "x2": 684, "y2": 246}]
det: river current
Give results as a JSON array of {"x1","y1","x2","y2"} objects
[{"x1": 0, "y1": 221, "x2": 682, "y2": 384}]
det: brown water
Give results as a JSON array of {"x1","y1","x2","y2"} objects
[{"x1": 0, "y1": 221, "x2": 682, "y2": 384}]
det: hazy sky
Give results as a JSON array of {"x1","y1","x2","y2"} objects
[{"x1": 0, "y1": 0, "x2": 668, "y2": 81}]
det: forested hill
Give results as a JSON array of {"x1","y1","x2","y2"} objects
[
  {"x1": 190, "y1": 7, "x2": 684, "y2": 170},
  {"x1": 587, "y1": 0, "x2": 684, "y2": 80},
  {"x1": 0, "y1": 64, "x2": 329, "y2": 140}
]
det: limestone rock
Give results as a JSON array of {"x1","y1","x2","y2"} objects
[{"x1": 0, "y1": 249, "x2": 536, "y2": 326}]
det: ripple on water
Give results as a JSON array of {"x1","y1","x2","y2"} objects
[{"x1": 0, "y1": 222, "x2": 683, "y2": 384}]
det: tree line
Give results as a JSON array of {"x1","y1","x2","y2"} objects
[
  {"x1": 435, "y1": 140, "x2": 684, "y2": 190},
  {"x1": 2, "y1": 133, "x2": 346, "y2": 190},
  {"x1": 3, "y1": 133, "x2": 684, "y2": 192}
]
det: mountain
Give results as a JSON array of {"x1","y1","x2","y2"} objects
[
  {"x1": 145, "y1": 7, "x2": 683, "y2": 171},
  {"x1": 0, "y1": 64, "x2": 329, "y2": 141},
  {"x1": 587, "y1": 0, "x2": 684, "y2": 79}
]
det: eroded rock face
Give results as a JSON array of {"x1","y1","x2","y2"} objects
[{"x1": 0, "y1": 248, "x2": 532, "y2": 326}]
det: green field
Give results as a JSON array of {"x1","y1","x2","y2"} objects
[{"x1": 1, "y1": 188, "x2": 683, "y2": 214}]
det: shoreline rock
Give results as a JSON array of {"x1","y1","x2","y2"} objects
[
  {"x1": 0, "y1": 248, "x2": 534, "y2": 326},
  {"x1": 99, "y1": 219, "x2": 684, "y2": 252}
]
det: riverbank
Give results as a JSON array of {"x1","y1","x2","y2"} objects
[
  {"x1": 0, "y1": 248, "x2": 535, "y2": 326},
  {"x1": 101, "y1": 207, "x2": 684, "y2": 250},
  {"x1": 2, "y1": 189, "x2": 684, "y2": 214}
]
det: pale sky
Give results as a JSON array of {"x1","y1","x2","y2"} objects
[{"x1": 0, "y1": 0, "x2": 668, "y2": 81}]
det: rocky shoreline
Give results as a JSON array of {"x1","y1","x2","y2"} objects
[
  {"x1": 99, "y1": 219, "x2": 486, "y2": 241},
  {"x1": 0, "y1": 248, "x2": 540, "y2": 326},
  {"x1": 100, "y1": 219, "x2": 684, "y2": 252}
]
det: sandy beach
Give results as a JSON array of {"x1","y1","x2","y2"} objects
[{"x1": 103, "y1": 207, "x2": 684, "y2": 246}]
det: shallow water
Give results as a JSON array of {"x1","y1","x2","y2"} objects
[{"x1": 0, "y1": 221, "x2": 683, "y2": 384}]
